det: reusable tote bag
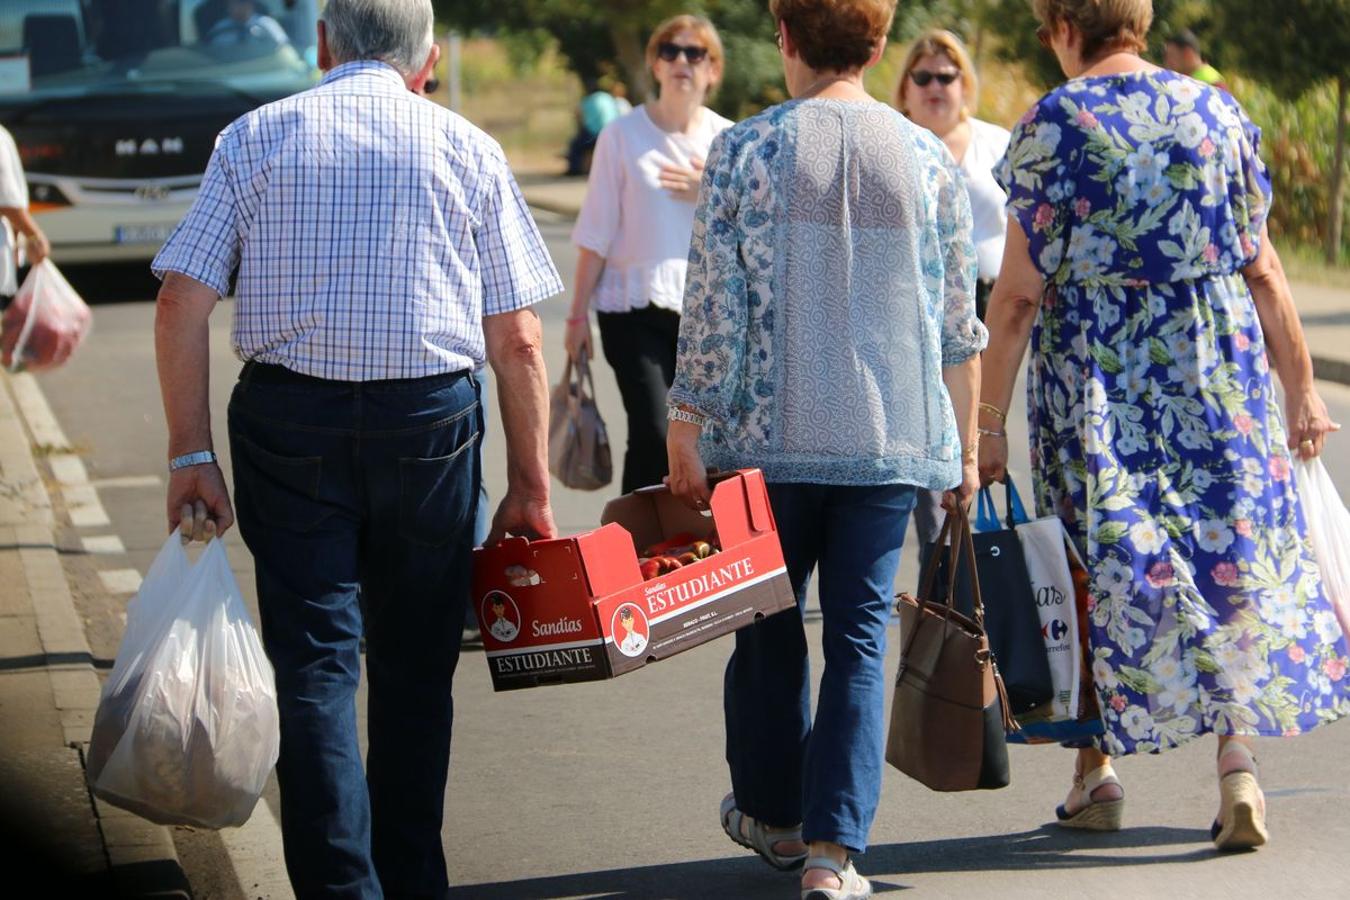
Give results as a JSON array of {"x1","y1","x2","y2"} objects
[
  {"x1": 991, "y1": 480, "x2": 1105, "y2": 744},
  {"x1": 919, "y1": 480, "x2": 1053, "y2": 716},
  {"x1": 888, "y1": 504, "x2": 1016, "y2": 792},
  {"x1": 548, "y1": 351, "x2": 613, "y2": 490}
]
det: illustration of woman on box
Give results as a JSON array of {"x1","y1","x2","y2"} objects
[
  {"x1": 486, "y1": 593, "x2": 519, "y2": 644},
  {"x1": 664, "y1": 1, "x2": 984, "y2": 896},
  {"x1": 617, "y1": 606, "x2": 648, "y2": 657}
]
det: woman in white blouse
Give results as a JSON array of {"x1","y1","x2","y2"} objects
[
  {"x1": 895, "y1": 29, "x2": 1010, "y2": 547},
  {"x1": 895, "y1": 29, "x2": 1009, "y2": 317},
  {"x1": 565, "y1": 14, "x2": 733, "y2": 493},
  {"x1": 0, "y1": 125, "x2": 50, "y2": 296}
]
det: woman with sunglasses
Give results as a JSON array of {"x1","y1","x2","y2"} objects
[
  {"x1": 566, "y1": 14, "x2": 732, "y2": 493},
  {"x1": 894, "y1": 29, "x2": 1011, "y2": 550},
  {"x1": 667, "y1": 1, "x2": 984, "y2": 896},
  {"x1": 894, "y1": 29, "x2": 1008, "y2": 322},
  {"x1": 980, "y1": 0, "x2": 1347, "y2": 849}
]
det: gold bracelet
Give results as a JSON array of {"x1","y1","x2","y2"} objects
[
  {"x1": 962, "y1": 446, "x2": 979, "y2": 463},
  {"x1": 979, "y1": 402, "x2": 1007, "y2": 423}
]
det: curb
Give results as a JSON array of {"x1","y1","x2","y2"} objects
[
  {"x1": 1312, "y1": 354, "x2": 1350, "y2": 388},
  {"x1": 0, "y1": 371, "x2": 190, "y2": 899}
]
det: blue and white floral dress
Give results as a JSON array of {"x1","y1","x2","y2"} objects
[{"x1": 997, "y1": 71, "x2": 1350, "y2": 755}]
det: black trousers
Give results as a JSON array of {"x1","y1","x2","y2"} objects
[{"x1": 596, "y1": 305, "x2": 681, "y2": 493}]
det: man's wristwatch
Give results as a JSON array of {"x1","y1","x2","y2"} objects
[{"x1": 169, "y1": 450, "x2": 218, "y2": 471}]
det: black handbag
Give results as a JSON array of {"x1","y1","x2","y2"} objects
[{"x1": 917, "y1": 479, "x2": 1055, "y2": 716}]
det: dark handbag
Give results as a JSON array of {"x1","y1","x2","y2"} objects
[
  {"x1": 917, "y1": 478, "x2": 1054, "y2": 716},
  {"x1": 548, "y1": 352, "x2": 613, "y2": 491},
  {"x1": 887, "y1": 504, "x2": 1017, "y2": 792}
]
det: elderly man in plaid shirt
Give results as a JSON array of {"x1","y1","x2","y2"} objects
[{"x1": 151, "y1": 1, "x2": 562, "y2": 895}]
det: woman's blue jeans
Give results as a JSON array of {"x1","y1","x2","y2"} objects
[
  {"x1": 725, "y1": 482, "x2": 916, "y2": 853},
  {"x1": 229, "y1": 362, "x2": 481, "y2": 900}
]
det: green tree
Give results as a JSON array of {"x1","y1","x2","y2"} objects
[{"x1": 1218, "y1": 0, "x2": 1350, "y2": 263}]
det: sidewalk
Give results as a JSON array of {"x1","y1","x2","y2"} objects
[
  {"x1": 512, "y1": 168, "x2": 1350, "y2": 386},
  {"x1": 0, "y1": 371, "x2": 188, "y2": 898}
]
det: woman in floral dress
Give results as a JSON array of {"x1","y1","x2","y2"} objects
[{"x1": 978, "y1": 0, "x2": 1349, "y2": 851}]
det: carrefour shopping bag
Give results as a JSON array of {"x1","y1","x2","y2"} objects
[
  {"x1": 87, "y1": 536, "x2": 279, "y2": 828},
  {"x1": 1295, "y1": 459, "x2": 1350, "y2": 642},
  {"x1": 0, "y1": 260, "x2": 91, "y2": 372},
  {"x1": 975, "y1": 479, "x2": 1104, "y2": 744}
]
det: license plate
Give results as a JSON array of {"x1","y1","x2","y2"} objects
[{"x1": 114, "y1": 223, "x2": 175, "y2": 244}]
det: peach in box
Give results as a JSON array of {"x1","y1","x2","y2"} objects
[{"x1": 471, "y1": 469, "x2": 796, "y2": 691}]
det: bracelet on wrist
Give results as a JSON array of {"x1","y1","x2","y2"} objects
[
  {"x1": 978, "y1": 402, "x2": 1007, "y2": 423},
  {"x1": 977, "y1": 427, "x2": 1006, "y2": 439},
  {"x1": 667, "y1": 405, "x2": 708, "y2": 428}
]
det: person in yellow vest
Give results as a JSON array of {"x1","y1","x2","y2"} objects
[{"x1": 1164, "y1": 28, "x2": 1227, "y2": 91}]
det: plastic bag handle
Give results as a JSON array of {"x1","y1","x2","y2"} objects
[{"x1": 975, "y1": 476, "x2": 1030, "y2": 532}]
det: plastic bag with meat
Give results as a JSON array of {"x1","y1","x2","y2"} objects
[{"x1": 1, "y1": 260, "x2": 92, "y2": 372}]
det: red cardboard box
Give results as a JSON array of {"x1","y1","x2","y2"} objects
[{"x1": 472, "y1": 469, "x2": 795, "y2": 691}]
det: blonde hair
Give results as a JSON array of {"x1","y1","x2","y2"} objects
[
  {"x1": 893, "y1": 29, "x2": 977, "y2": 119},
  {"x1": 645, "y1": 14, "x2": 725, "y2": 91},
  {"x1": 1032, "y1": 0, "x2": 1153, "y2": 61}
]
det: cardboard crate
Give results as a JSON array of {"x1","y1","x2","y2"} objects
[{"x1": 472, "y1": 469, "x2": 795, "y2": 691}]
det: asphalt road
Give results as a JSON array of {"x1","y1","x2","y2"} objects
[{"x1": 34, "y1": 237, "x2": 1350, "y2": 899}]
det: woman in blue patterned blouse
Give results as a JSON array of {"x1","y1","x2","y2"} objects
[
  {"x1": 664, "y1": 1, "x2": 985, "y2": 896},
  {"x1": 979, "y1": 0, "x2": 1347, "y2": 851}
]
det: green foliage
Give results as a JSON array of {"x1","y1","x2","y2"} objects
[
  {"x1": 1232, "y1": 75, "x2": 1349, "y2": 264},
  {"x1": 1216, "y1": 0, "x2": 1350, "y2": 99}
]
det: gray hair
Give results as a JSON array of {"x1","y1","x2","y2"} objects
[{"x1": 322, "y1": 0, "x2": 435, "y2": 76}]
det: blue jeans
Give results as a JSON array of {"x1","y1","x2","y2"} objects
[
  {"x1": 724, "y1": 482, "x2": 916, "y2": 853},
  {"x1": 229, "y1": 362, "x2": 481, "y2": 900}
]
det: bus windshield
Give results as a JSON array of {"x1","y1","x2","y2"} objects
[{"x1": 0, "y1": 0, "x2": 319, "y2": 104}]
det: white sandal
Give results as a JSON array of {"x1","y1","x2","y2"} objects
[
  {"x1": 1213, "y1": 743, "x2": 1267, "y2": 850},
  {"x1": 800, "y1": 856, "x2": 871, "y2": 900},
  {"x1": 719, "y1": 792, "x2": 807, "y2": 871},
  {"x1": 1055, "y1": 763, "x2": 1124, "y2": 831}
]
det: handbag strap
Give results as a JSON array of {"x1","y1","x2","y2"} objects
[{"x1": 975, "y1": 477, "x2": 1030, "y2": 531}]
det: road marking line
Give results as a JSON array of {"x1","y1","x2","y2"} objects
[
  {"x1": 98, "y1": 569, "x2": 142, "y2": 595},
  {"x1": 63, "y1": 484, "x2": 111, "y2": 528},
  {"x1": 9, "y1": 372, "x2": 72, "y2": 450},
  {"x1": 90, "y1": 475, "x2": 162, "y2": 489},
  {"x1": 48, "y1": 452, "x2": 89, "y2": 486},
  {"x1": 82, "y1": 535, "x2": 126, "y2": 555},
  {"x1": 221, "y1": 797, "x2": 294, "y2": 900}
]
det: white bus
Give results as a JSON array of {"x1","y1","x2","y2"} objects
[{"x1": 0, "y1": 0, "x2": 320, "y2": 263}]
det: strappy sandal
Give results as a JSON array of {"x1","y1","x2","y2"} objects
[
  {"x1": 800, "y1": 856, "x2": 871, "y2": 900},
  {"x1": 1055, "y1": 763, "x2": 1124, "y2": 831},
  {"x1": 719, "y1": 792, "x2": 807, "y2": 871},
  {"x1": 1212, "y1": 743, "x2": 1267, "y2": 851}
]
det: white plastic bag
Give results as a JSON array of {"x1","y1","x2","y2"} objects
[
  {"x1": 87, "y1": 536, "x2": 280, "y2": 829},
  {"x1": 1295, "y1": 459, "x2": 1350, "y2": 642},
  {"x1": 1, "y1": 259, "x2": 92, "y2": 372}
]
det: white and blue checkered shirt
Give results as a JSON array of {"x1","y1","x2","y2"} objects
[{"x1": 152, "y1": 61, "x2": 563, "y2": 381}]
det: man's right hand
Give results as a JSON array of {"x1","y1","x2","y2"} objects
[
  {"x1": 167, "y1": 463, "x2": 235, "y2": 542},
  {"x1": 486, "y1": 490, "x2": 557, "y2": 545}
]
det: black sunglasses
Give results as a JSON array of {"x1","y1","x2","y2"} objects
[
  {"x1": 657, "y1": 42, "x2": 709, "y2": 64},
  {"x1": 909, "y1": 70, "x2": 960, "y2": 87},
  {"x1": 423, "y1": 76, "x2": 440, "y2": 94}
]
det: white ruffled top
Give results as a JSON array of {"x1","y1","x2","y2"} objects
[{"x1": 571, "y1": 104, "x2": 733, "y2": 314}]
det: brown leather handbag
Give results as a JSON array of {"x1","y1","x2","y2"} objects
[{"x1": 886, "y1": 503, "x2": 1018, "y2": 792}]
